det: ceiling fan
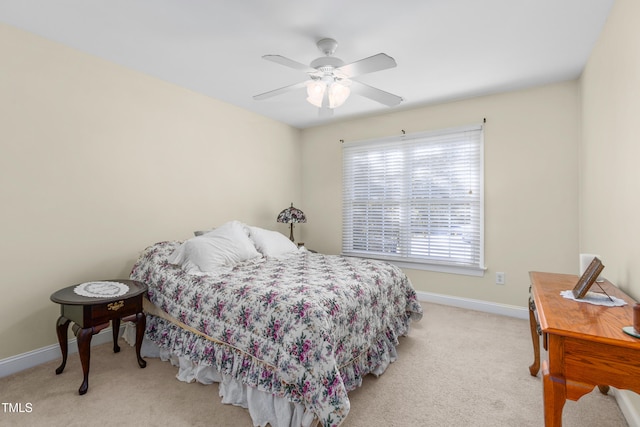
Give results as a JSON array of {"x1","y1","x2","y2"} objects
[{"x1": 253, "y1": 38, "x2": 403, "y2": 116}]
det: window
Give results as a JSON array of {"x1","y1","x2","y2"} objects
[{"x1": 342, "y1": 124, "x2": 484, "y2": 276}]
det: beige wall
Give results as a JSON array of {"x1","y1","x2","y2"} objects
[
  {"x1": 301, "y1": 82, "x2": 581, "y2": 306},
  {"x1": 5, "y1": 0, "x2": 631, "y2": 361},
  {"x1": 580, "y1": 0, "x2": 640, "y2": 300},
  {"x1": 579, "y1": 0, "x2": 640, "y2": 412},
  {"x1": 0, "y1": 24, "x2": 301, "y2": 359}
]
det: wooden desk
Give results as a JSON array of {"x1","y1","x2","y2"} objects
[{"x1": 528, "y1": 271, "x2": 640, "y2": 426}]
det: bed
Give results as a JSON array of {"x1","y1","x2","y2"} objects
[{"x1": 127, "y1": 221, "x2": 423, "y2": 427}]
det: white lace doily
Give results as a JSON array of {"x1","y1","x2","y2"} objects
[
  {"x1": 560, "y1": 290, "x2": 627, "y2": 307},
  {"x1": 74, "y1": 281, "x2": 129, "y2": 298}
]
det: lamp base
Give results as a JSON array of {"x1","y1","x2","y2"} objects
[{"x1": 289, "y1": 223, "x2": 294, "y2": 242}]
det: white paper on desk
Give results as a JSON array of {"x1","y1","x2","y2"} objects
[{"x1": 560, "y1": 290, "x2": 627, "y2": 307}]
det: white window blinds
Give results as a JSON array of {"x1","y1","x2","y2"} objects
[{"x1": 342, "y1": 125, "x2": 484, "y2": 274}]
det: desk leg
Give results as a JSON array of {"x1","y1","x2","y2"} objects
[
  {"x1": 542, "y1": 360, "x2": 566, "y2": 427},
  {"x1": 54, "y1": 316, "x2": 71, "y2": 375},
  {"x1": 528, "y1": 296, "x2": 541, "y2": 376}
]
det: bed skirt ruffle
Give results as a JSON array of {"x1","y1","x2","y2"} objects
[
  {"x1": 123, "y1": 320, "x2": 318, "y2": 427},
  {"x1": 123, "y1": 311, "x2": 411, "y2": 427}
]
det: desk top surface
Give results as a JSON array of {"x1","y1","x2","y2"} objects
[{"x1": 530, "y1": 271, "x2": 639, "y2": 347}]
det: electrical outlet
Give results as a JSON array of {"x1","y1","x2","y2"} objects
[{"x1": 496, "y1": 272, "x2": 505, "y2": 285}]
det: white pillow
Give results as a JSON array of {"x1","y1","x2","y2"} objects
[
  {"x1": 249, "y1": 226, "x2": 298, "y2": 257},
  {"x1": 169, "y1": 221, "x2": 260, "y2": 272}
]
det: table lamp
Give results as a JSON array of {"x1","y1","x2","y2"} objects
[{"x1": 277, "y1": 203, "x2": 306, "y2": 242}]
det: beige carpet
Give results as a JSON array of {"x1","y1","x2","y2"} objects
[{"x1": 0, "y1": 303, "x2": 628, "y2": 426}]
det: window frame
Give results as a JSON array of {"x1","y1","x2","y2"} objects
[{"x1": 341, "y1": 124, "x2": 485, "y2": 276}]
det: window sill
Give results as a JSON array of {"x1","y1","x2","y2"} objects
[{"x1": 342, "y1": 253, "x2": 486, "y2": 277}]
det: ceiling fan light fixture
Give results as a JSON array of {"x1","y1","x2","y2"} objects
[
  {"x1": 306, "y1": 80, "x2": 351, "y2": 109},
  {"x1": 306, "y1": 80, "x2": 326, "y2": 108},
  {"x1": 328, "y1": 80, "x2": 350, "y2": 108}
]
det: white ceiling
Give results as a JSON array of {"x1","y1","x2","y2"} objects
[{"x1": 0, "y1": 0, "x2": 615, "y2": 129}]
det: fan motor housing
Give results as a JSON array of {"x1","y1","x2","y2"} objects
[{"x1": 310, "y1": 56, "x2": 345, "y2": 70}]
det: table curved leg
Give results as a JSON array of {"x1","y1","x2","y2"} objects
[
  {"x1": 55, "y1": 316, "x2": 71, "y2": 375},
  {"x1": 77, "y1": 327, "x2": 93, "y2": 395},
  {"x1": 134, "y1": 312, "x2": 146, "y2": 368},
  {"x1": 543, "y1": 362, "x2": 566, "y2": 427},
  {"x1": 112, "y1": 318, "x2": 121, "y2": 353},
  {"x1": 528, "y1": 296, "x2": 541, "y2": 376}
]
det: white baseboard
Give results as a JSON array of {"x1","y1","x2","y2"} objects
[
  {"x1": 416, "y1": 291, "x2": 529, "y2": 320},
  {"x1": 613, "y1": 388, "x2": 640, "y2": 427},
  {"x1": 2, "y1": 294, "x2": 526, "y2": 379},
  {"x1": 0, "y1": 327, "x2": 114, "y2": 378},
  {"x1": 2, "y1": 295, "x2": 639, "y2": 427}
]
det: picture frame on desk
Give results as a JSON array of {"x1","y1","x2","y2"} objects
[{"x1": 572, "y1": 257, "x2": 605, "y2": 299}]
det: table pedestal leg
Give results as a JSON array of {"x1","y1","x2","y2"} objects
[{"x1": 55, "y1": 316, "x2": 71, "y2": 375}]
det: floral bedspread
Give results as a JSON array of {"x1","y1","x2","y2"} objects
[{"x1": 130, "y1": 241, "x2": 423, "y2": 427}]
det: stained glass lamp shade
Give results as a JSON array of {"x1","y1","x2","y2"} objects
[{"x1": 277, "y1": 203, "x2": 306, "y2": 242}]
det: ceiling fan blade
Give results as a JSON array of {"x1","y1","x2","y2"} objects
[
  {"x1": 350, "y1": 80, "x2": 403, "y2": 107},
  {"x1": 336, "y1": 53, "x2": 397, "y2": 78},
  {"x1": 262, "y1": 55, "x2": 316, "y2": 73},
  {"x1": 253, "y1": 81, "x2": 308, "y2": 100}
]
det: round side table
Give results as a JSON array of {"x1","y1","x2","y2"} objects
[{"x1": 50, "y1": 279, "x2": 148, "y2": 395}]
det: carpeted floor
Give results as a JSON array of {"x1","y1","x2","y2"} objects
[{"x1": 0, "y1": 302, "x2": 628, "y2": 426}]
